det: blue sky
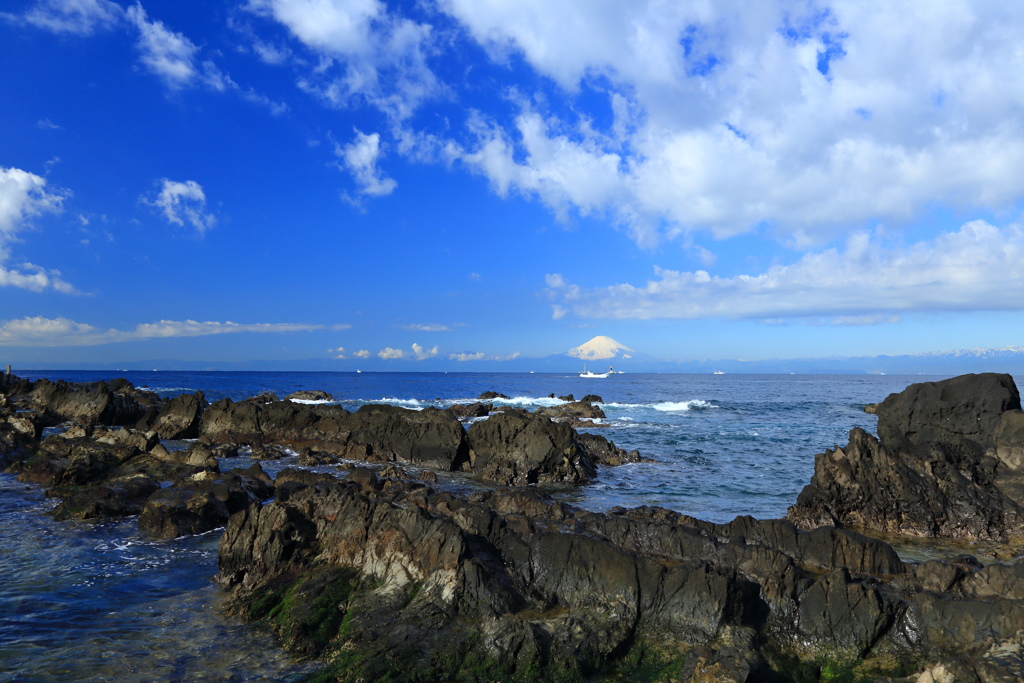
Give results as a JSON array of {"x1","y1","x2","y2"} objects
[{"x1": 3, "y1": 0, "x2": 1024, "y2": 369}]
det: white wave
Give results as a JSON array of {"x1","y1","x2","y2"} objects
[
  {"x1": 287, "y1": 398, "x2": 337, "y2": 405},
  {"x1": 653, "y1": 400, "x2": 716, "y2": 412},
  {"x1": 137, "y1": 386, "x2": 196, "y2": 393},
  {"x1": 600, "y1": 402, "x2": 645, "y2": 409},
  {"x1": 367, "y1": 397, "x2": 425, "y2": 410},
  {"x1": 489, "y1": 395, "x2": 567, "y2": 408}
]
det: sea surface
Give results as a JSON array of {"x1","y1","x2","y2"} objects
[{"x1": 0, "y1": 370, "x2": 959, "y2": 681}]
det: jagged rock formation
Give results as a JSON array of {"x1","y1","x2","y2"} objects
[
  {"x1": 217, "y1": 469, "x2": 1024, "y2": 682},
  {"x1": 788, "y1": 373, "x2": 1024, "y2": 541}
]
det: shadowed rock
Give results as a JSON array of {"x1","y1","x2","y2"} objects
[{"x1": 789, "y1": 373, "x2": 1024, "y2": 542}]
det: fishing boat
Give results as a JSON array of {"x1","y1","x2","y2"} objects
[{"x1": 580, "y1": 363, "x2": 613, "y2": 378}]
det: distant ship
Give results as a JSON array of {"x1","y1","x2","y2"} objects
[{"x1": 580, "y1": 364, "x2": 615, "y2": 378}]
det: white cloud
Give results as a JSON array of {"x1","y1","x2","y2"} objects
[
  {"x1": 378, "y1": 346, "x2": 405, "y2": 359},
  {"x1": 36, "y1": 118, "x2": 62, "y2": 130},
  {"x1": 449, "y1": 351, "x2": 485, "y2": 361},
  {"x1": 9, "y1": 0, "x2": 123, "y2": 35},
  {"x1": 548, "y1": 220, "x2": 1024, "y2": 322},
  {"x1": 353, "y1": 349, "x2": 371, "y2": 358},
  {"x1": 247, "y1": 0, "x2": 440, "y2": 121},
  {"x1": 433, "y1": 1, "x2": 1024, "y2": 247},
  {"x1": 144, "y1": 179, "x2": 216, "y2": 233},
  {"x1": 126, "y1": 3, "x2": 206, "y2": 90},
  {"x1": 0, "y1": 166, "x2": 74, "y2": 293},
  {"x1": 0, "y1": 263, "x2": 75, "y2": 294},
  {"x1": 337, "y1": 130, "x2": 396, "y2": 197},
  {"x1": 403, "y1": 323, "x2": 450, "y2": 332},
  {"x1": 449, "y1": 351, "x2": 521, "y2": 361},
  {"x1": 0, "y1": 316, "x2": 330, "y2": 346},
  {"x1": 411, "y1": 343, "x2": 438, "y2": 360}
]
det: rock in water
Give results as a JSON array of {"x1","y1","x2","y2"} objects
[
  {"x1": 285, "y1": 390, "x2": 334, "y2": 402},
  {"x1": 789, "y1": 372, "x2": 1024, "y2": 541},
  {"x1": 466, "y1": 410, "x2": 597, "y2": 485}
]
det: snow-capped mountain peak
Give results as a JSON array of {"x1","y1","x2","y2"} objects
[{"x1": 567, "y1": 336, "x2": 634, "y2": 361}]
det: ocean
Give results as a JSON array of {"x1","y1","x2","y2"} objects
[{"x1": 0, "y1": 370, "x2": 951, "y2": 681}]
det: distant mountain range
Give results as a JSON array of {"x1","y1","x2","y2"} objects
[{"x1": 13, "y1": 339, "x2": 1024, "y2": 376}]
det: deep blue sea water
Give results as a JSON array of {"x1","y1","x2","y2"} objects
[{"x1": 0, "y1": 371, "x2": 957, "y2": 681}]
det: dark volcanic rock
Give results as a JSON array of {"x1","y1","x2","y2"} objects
[
  {"x1": 51, "y1": 474, "x2": 162, "y2": 521},
  {"x1": 876, "y1": 372, "x2": 1020, "y2": 453},
  {"x1": 219, "y1": 476, "x2": 1010, "y2": 682},
  {"x1": 577, "y1": 432, "x2": 645, "y2": 466},
  {"x1": 148, "y1": 391, "x2": 207, "y2": 439},
  {"x1": 139, "y1": 464, "x2": 273, "y2": 539},
  {"x1": 466, "y1": 410, "x2": 596, "y2": 485},
  {"x1": 200, "y1": 400, "x2": 471, "y2": 472},
  {"x1": 285, "y1": 390, "x2": 334, "y2": 402},
  {"x1": 789, "y1": 373, "x2": 1024, "y2": 541},
  {"x1": 535, "y1": 400, "x2": 606, "y2": 423},
  {"x1": 27, "y1": 378, "x2": 157, "y2": 427},
  {"x1": 445, "y1": 402, "x2": 491, "y2": 420},
  {"x1": 477, "y1": 391, "x2": 509, "y2": 400}
]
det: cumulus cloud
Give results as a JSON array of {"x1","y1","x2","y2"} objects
[
  {"x1": 0, "y1": 317, "x2": 330, "y2": 346},
  {"x1": 378, "y1": 346, "x2": 405, "y2": 359},
  {"x1": 337, "y1": 130, "x2": 397, "y2": 197},
  {"x1": 0, "y1": 166, "x2": 75, "y2": 292},
  {"x1": 7, "y1": 0, "x2": 123, "y2": 35},
  {"x1": 353, "y1": 349, "x2": 371, "y2": 359},
  {"x1": 430, "y1": 1, "x2": 1024, "y2": 247},
  {"x1": 411, "y1": 343, "x2": 438, "y2": 360},
  {"x1": 548, "y1": 220, "x2": 1024, "y2": 323},
  {"x1": 144, "y1": 179, "x2": 216, "y2": 233},
  {"x1": 376, "y1": 343, "x2": 440, "y2": 360}
]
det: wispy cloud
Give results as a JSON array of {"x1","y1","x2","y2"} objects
[
  {"x1": 402, "y1": 323, "x2": 451, "y2": 332},
  {"x1": 449, "y1": 351, "x2": 521, "y2": 361},
  {"x1": 0, "y1": 316, "x2": 333, "y2": 346},
  {"x1": 143, "y1": 179, "x2": 216, "y2": 234},
  {"x1": 6, "y1": 0, "x2": 123, "y2": 36},
  {"x1": 246, "y1": 0, "x2": 440, "y2": 122},
  {"x1": 547, "y1": 220, "x2": 1024, "y2": 323},
  {"x1": 0, "y1": 166, "x2": 75, "y2": 293},
  {"x1": 10, "y1": 2, "x2": 287, "y2": 113}
]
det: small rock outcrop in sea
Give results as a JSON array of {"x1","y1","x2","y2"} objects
[
  {"x1": 285, "y1": 390, "x2": 334, "y2": 402},
  {"x1": 198, "y1": 395, "x2": 636, "y2": 486},
  {"x1": 788, "y1": 373, "x2": 1024, "y2": 541}
]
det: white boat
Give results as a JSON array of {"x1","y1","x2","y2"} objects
[{"x1": 580, "y1": 363, "x2": 613, "y2": 378}]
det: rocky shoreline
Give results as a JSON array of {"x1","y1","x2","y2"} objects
[{"x1": 2, "y1": 372, "x2": 1024, "y2": 681}]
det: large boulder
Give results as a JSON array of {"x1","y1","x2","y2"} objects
[
  {"x1": 27, "y1": 378, "x2": 157, "y2": 427},
  {"x1": 199, "y1": 399, "x2": 472, "y2": 471},
  {"x1": 789, "y1": 373, "x2": 1024, "y2": 541},
  {"x1": 147, "y1": 391, "x2": 207, "y2": 439},
  {"x1": 466, "y1": 410, "x2": 597, "y2": 485},
  {"x1": 139, "y1": 464, "x2": 273, "y2": 539}
]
